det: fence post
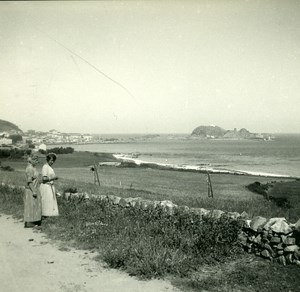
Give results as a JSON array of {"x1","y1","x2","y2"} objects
[
  {"x1": 94, "y1": 163, "x2": 101, "y2": 186},
  {"x1": 207, "y1": 171, "x2": 214, "y2": 198}
]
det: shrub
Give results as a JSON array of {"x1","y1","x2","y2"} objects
[
  {"x1": 47, "y1": 147, "x2": 74, "y2": 155},
  {"x1": 0, "y1": 165, "x2": 14, "y2": 171},
  {"x1": 0, "y1": 148, "x2": 29, "y2": 159},
  {"x1": 63, "y1": 187, "x2": 78, "y2": 194},
  {"x1": 246, "y1": 181, "x2": 269, "y2": 197}
]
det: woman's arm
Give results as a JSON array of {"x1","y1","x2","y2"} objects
[
  {"x1": 26, "y1": 167, "x2": 37, "y2": 197},
  {"x1": 42, "y1": 176, "x2": 58, "y2": 183},
  {"x1": 27, "y1": 181, "x2": 37, "y2": 197}
]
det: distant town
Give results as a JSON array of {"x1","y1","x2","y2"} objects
[
  {"x1": 0, "y1": 119, "x2": 275, "y2": 153},
  {"x1": 0, "y1": 128, "x2": 164, "y2": 152},
  {"x1": 0, "y1": 129, "x2": 123, "y2": 150}
]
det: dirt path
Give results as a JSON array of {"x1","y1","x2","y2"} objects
[{"x1": 0, "y1": 214, "x2": 180, "y2": 292}]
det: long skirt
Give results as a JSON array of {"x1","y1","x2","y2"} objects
[
  {"x1": 40, "y1": 183, "x2": 59, "y2": 216},
  {"x1": 24, "y1": 189, "x2": 42, "y2": 223}
]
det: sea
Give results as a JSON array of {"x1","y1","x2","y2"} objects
[{"x1": 52, "y1": 133, "x2": 300, "y2": 178}]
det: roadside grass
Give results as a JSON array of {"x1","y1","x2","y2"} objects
[
  {"x1": 0, "y1": 185, "x2": 24, "y2": 219},
  {"x1": 174, "y1": 257, "x2": 300, "y2": 292},
  {"x1": 0, "y1": 185, "x2": 299, "y2": 292}
]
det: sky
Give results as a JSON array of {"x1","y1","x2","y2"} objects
[{"x1": 0, "y1": 0, "x2": 299, "y2": 134}]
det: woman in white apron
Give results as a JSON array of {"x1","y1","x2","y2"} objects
[
  {"x1": 24, "y1": 154, "x2": 42, "y2": 227},
  {"x1": 40, "y1": 153, "x2": 59, "y2": 217}
]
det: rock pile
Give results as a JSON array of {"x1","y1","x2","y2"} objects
[{"x1": 239, "y1": 216, "x2": 300, "y2": 266}]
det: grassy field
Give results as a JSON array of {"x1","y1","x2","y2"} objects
[
  {"x1": 1, "y1": 151, "x2": 299, "y2": 221},
  {"x1": 0, "y1": 151, "x2": 299, "y2": 291},
  {"x1": 0, "y1": 182, "x2": 299, "y2": 292}
]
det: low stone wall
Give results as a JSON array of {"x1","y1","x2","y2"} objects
[
  {"x1": 64, "y1": 191, "x2": 300, "y2": 266},
  {"x1": 1, "y1": 183, "x2": 299, "y2": 266},
  {"x1": 239, "y1": 216, "x2": 300, "y2": 266}
]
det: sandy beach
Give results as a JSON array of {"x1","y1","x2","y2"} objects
[{"x1": 113, "y1": 154, "x2": 298, "y2": 179}]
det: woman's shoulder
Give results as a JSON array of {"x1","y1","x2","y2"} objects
[
  {"x1": 26, "y1": 163, "x2": 33, "y2": 171},
  {"x1": 42, "y1": 163, "x2": 54, "y2": 173},
  {"x1": 42, "y1": 163, "x2": 50, "y2": 171},
  {"x1": 25, "y1": 164, "x2": 35, "y2": 175}
]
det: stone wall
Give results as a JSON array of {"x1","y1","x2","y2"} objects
[
  {"x1": 64, "y1": 191, "x2": 300, "y2": 266},
  {"x1": 239, "y1": 216, "x2": 300, "y2": 266},
  {"x1": 2, "y1": 183, "x2": 299, "y2": 266}
]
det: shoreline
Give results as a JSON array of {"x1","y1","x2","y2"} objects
[{"x1": 113, "y1": 154, "x2": 299, "y2": 179}]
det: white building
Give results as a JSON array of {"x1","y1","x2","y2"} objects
[
  {"x1": 0, "y1": 138, "x2": 12, "y2": 145},
  {"x1": 38, "y1": 143, "x2": 47, "y2": 151}
]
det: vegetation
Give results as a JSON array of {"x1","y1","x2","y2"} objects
[
  {"x1": 0, "y1": 119, "x2": 23, "y2": 132},
  {"x1": 8, "y1": 134, "x2": 23, "y2": 144},
  {"x1": 41, "y1": 146, "x2": 75, "y2": 155},
  {"x1": 0, "y1": 148, "x2": 299, "y2": 291},
  {"x1": 0, "y1": 164, "x2": 14, "y2": 171},
  {"x1": 0, "y1": 148, "x2": 31, "y2": 159},
  {"x1": 247, "y1": 180, "x2": 300, "y2": 215},
  {"x1": 1, "y1": 151, "x2": 299, "y2": 221},
  {"x1": 191, "y1": 125, "x2": 226, "y2": 137},
  {"x1": 0, "y1": 184, "x2": 299, "y2": 292}
]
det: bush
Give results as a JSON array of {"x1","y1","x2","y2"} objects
[
  {"x1": 8, "y1": 134, "x2": 22, "y2": 144},
  {"x1": 0, "y1": 148, "x2": 30, "y2": 159},
  {"x1": 246, "y1": 181, "x2": 270, "y2": 197},
  {"x1": 47, "y1": 147, "x2": 74, "y2": 155},
  {"x1": 63, "y1": 187, "x2": 78, "y2": 194},
  {"x1": 247, "y1": 181, "x2": 292, "y2": 209},
  {"x1": 0, "y1": 165, "x2": 14, "y2": 171}
]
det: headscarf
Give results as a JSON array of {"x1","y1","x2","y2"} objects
[{"x1": 27, "y1": 154, "x2": 39, "y2": 164}]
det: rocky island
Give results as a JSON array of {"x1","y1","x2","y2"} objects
[{"x1": 191, "y1": 125, "x2": 274, "y2": 140}]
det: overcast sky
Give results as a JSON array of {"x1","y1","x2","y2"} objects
[{"x1": 0, "y1": 1, "x2": 299, "y2": 134}]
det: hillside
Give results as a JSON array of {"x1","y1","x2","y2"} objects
[
  {"x1": 191, "y1": 125, "x2": 227, "y2": 138},
  {"x1": 0, "y1": 119, "x2": 23, "y2": 133},
  {"x1": 191, "y1": 125, "x2": 261, "y2": 139}
]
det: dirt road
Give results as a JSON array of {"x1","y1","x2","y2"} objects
[{"x1": 0, "y1": 215, "x2": 180, "y2": 292}]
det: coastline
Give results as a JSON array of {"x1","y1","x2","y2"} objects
[{"x1": 113, "y1": 154, "x2": 299, "y2": 179}]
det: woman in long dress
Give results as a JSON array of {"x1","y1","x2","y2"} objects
[
  {"x1": 40, "y1": 153, "x2": 59, "y2": 217},
  {"x1": 24, "y1": 154, "x2": 42, "y2": 228}
]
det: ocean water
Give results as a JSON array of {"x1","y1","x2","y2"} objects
[{"x1": 53, "y1": 134, "x2": 300, "y2": 177}]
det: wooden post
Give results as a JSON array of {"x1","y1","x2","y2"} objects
[
  {"x1": 93, "y1": 167, "x2": 96, "y2": 184},
  {"x1": 94, "y1": 164, "x2": 101, "y2": 186},
  {"x1": 207, "y1": 171, "x2": 214, "y2": 198}
]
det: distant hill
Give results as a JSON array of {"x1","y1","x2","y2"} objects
[
  {"x1": 191, "y1": 125, "x2": 227, "y2": 138},
  {"x1": 191, "y1": 125, "x2": 263, "y2": 139},
  {"x1": 0, "y1": 119, "x2": 23, "y2": 133}
]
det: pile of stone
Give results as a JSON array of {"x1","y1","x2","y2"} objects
[{"x1": 239, "y1": 216, "x2": 300, "y2": 266}]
